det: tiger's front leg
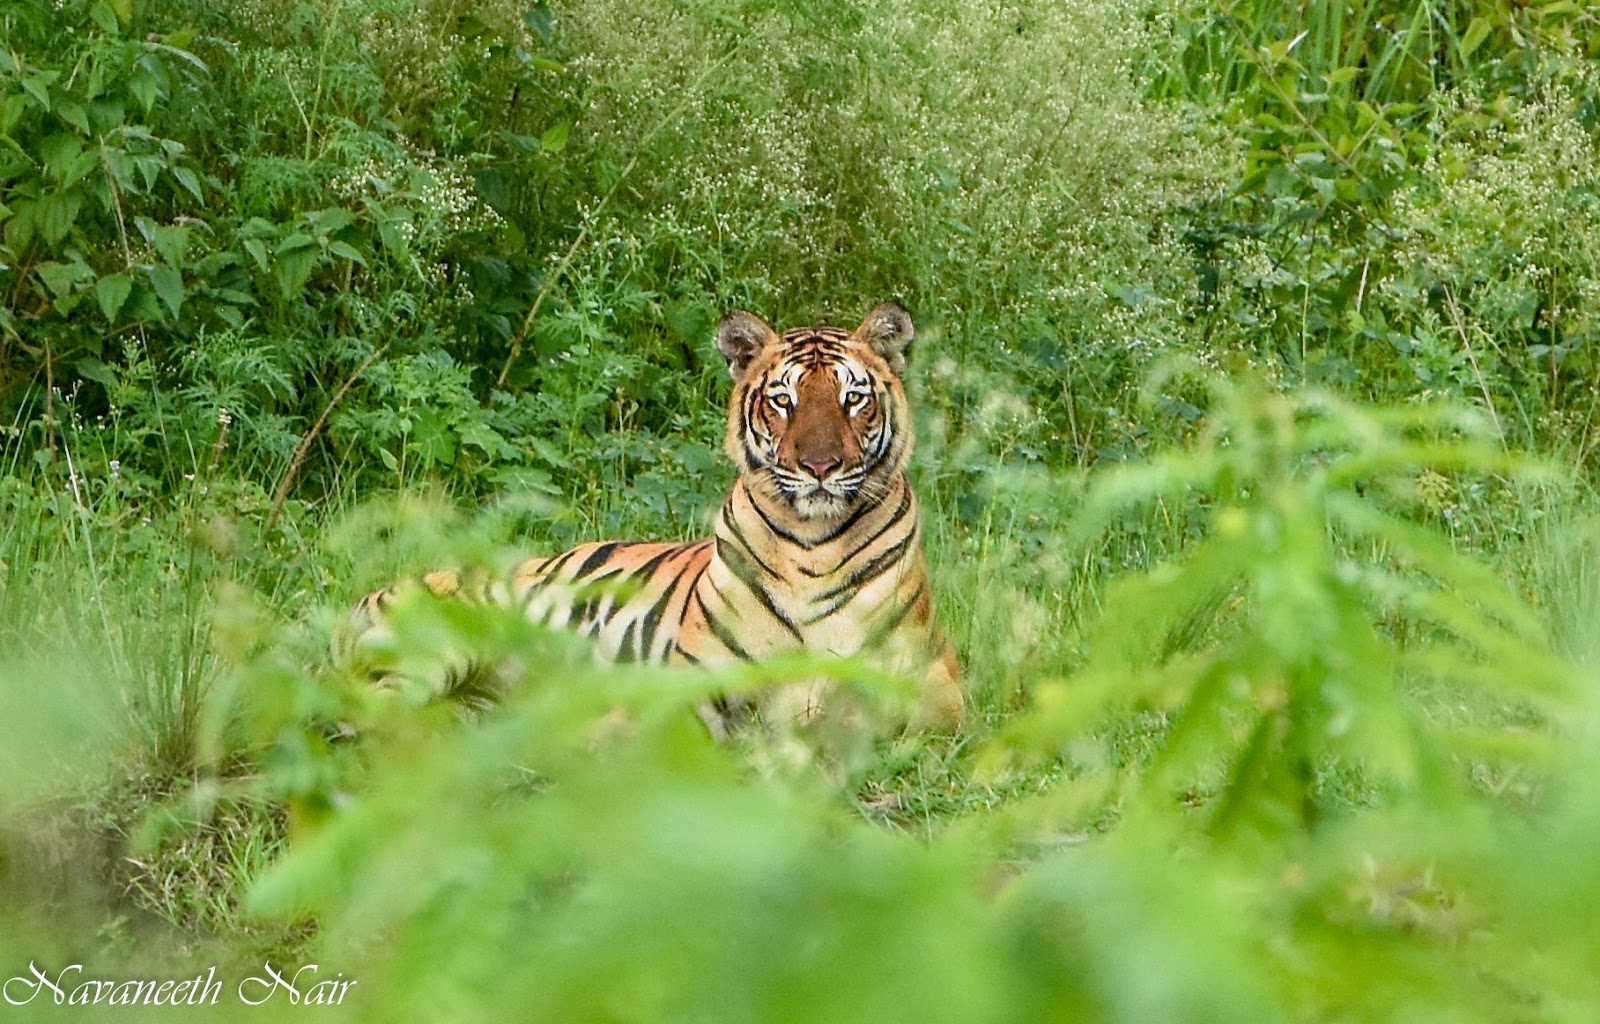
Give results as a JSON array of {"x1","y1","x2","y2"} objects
[
  {"x1": 727, "y1": 638, "x2": 964, "y2": 737},
  {"x1": 912, "y1": 640, "x2": 965, "y2": 733}
]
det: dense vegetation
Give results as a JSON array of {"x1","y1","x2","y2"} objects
[{"x1": 3, "y1": 0, "x2": 1600, "y2": 1019}]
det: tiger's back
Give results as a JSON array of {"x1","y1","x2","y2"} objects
[{"x1": 516, "y1": 538, "x2": 713, "y2": 664}]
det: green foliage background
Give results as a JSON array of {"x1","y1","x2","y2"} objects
[{"x1": 2, "y1": 0, "x2": 1600, "y2": 1020}]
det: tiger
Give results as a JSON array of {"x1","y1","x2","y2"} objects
[{"x1": 343, "y1": 302, "x2": 964, "y2": 735}]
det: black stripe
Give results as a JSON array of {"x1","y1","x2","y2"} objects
[
  {"x1": 796, "y1": 341, "x2": 847, "y2": 360},
  {"x1": 812, "y1": 488, "x2": 881, "y2": 546},
  {"x1": 740, "y1": 433, "x2": 776, "y2": 472},
  {"x1": 744, "y1": 482, "x2": 817, "y2": 549},
  {"x1": 580, "y1": 567, "x2": 628, "y2": 592},
  {"x1": 866, "y1": 581, "x2": 927, "y2": 647},
  {"x1": 721, "y1": 503, "x2": 780, "y2": 578},
  {"x1": 867, "y1": 421, "x2": 889, "y2": 459},
  {"x1": 535, "y1": 546, "x2": 585, "y2": 582},
  {"x1": 639, "y1": 551, "x2": 702, "y2": 663},
  {"x1": 816, "y1": 530, "x2": 913, "y2": 601},
  {"x1": 572, "y1": 542, "x2": 621, "y2": 580},
  {"x1": 572, "y1": 596, "x2": 599, "y2": 626},
  {"x1": 673, "y1": 642, "x2": 701, "y2": 665},
  {"x1": 632, "y1": 545, "x2": 685, "y2": 583},
  {"x1": 617, "y1": 619, "x2": 639, "y2": 663},
  {"x1": 702, "y1": 575, "x2": 740, "y2": 619},
  {"x1": 695, "y1": 589, "x2": 754, "y2": 661},
  {"x1": 716, "y1": 537, "x2": 804, "y2": 642},
  {"x1": 781, "y1": 327, "x2": 849, "y2": 342},
  {"x1": 576, "y1": 566, "x2": 633, "y2": 630},
  {"x1": 514, "y1": 577, "x2": 542, "y2": 613}
]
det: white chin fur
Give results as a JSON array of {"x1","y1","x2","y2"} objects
[{"x1": 793, "y1": 490, "x2": 849, "y2": 519}]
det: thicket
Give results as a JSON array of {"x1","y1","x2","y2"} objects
[{"x1": 3, "y1": 0, "x2": 1600, "y2": 1021}]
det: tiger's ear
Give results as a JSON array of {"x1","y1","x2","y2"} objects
[
  {"x1": 855, "y1": 302, "x2": 915, "y2": 375},
  {"x1": 716, "y1": 310, "x2": 777, "y2": 381}
]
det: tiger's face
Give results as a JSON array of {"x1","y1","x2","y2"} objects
[{"x1": 716, "y1": 303, "x2": 915, "y2": 521}]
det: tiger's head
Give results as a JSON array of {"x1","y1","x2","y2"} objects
[{"x1": 716, "y1": 303, "x2": 915, "y2": 521}]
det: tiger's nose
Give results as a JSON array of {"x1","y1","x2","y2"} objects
[{"x1": 800, "y1": 457, "x2": 841, "y2": 480}]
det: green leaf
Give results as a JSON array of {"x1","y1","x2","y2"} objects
[
  {"x1": 502, "y1": 130, "x2": 543, "y2": 153},
  {"x1": 63, "y1": 148, "x2": 98, "y2": 188},
  {"x1": 172, "y1": 166, "x2": 203, "y2": 202},
  {"x1": 523, "y1": 3, "x2": 553, "y2": 44},
  {"x1": 20, "y1": 71, "x2": 58, "y2": 109},
  {"x1": 409, "y1": 409, "x2": 456, "y2": 467},
  {"x1": 1460, "y1": 16, "x2": 1492, "y2": 59},
  {"x1": 146, "y1": 43, "x2": 210, "y2": 77},
  {"x1": 472, "y1": 167, "x2": 512, "y2": 212},
  {"x1": 273, "y1": 246, "x2": 320, "y2": 300},
  {"x1": 96, "y1": 272, "x2": 133, "y2": 321},
  {"x1": 194, "y1": 250, "x2": 239, "y2": 275},
  {"x1": 4, "y1": 198, "x2": 36, "y2": 251},
  {"x1": 211, "y1": 288, "x2": 253, "y2": 306},
  {"x1": 55, "y1": 100, "x2": 91, "y2": 135},
  {"x1": 36, "y1": 190, "x2": 83, "y2": 245},
  {"x1": 37, "y1": 260, "x2": 92, "y2": 298},
  {"x1": 128, "y1": 69, "x2": 159, "y2": 113},
  {"x1": 89, "y1": 1, "x2": 120, "y2": 33},
  {"x1": 374, "y1": 210, "x2": 411, "y2": 255},
  {"x1": 146, "y1": 264, "x2": 184, "y2": 319},
  {"x1": 305, "y1": 208, "x2": 355, "y2": 236},
  {"x1": 153, "y1": 224, "x2": 189, "y2": 268},
  {"x1": 242, "y1": 238, "x2": 270, "y2": 271},
  {"x1": 277, "y1": 232, "x2": 317, "y2": 254},
  {"x1": 327, "y1": 241, "x2": 368, "y2": 265},
  {"x1": 459, "y1": 420, "x2": 509, "y2": 457},
  {"x1": 39, "y1": 134, "x2": 83, "y2": 181},
  {"x1": 133, "y1": 153, "x2": 163, "y2": 191},
  {"x1": 75, "y1": 357, "x2": 118, "y2": 388},
  {"x1": 540, "y1": 121, "x2": 571, "y2": 154},
  {"x1": 101, "y1": 150, "x2": 135, "y2": 191}
]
